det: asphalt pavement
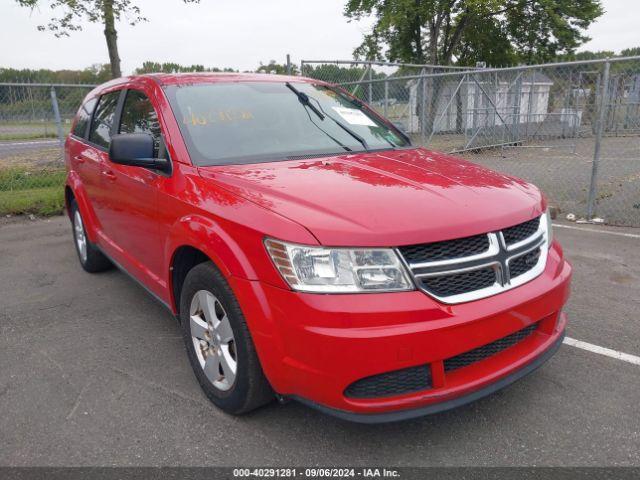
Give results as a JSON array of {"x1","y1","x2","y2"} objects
[
  {"x1": 0, "y1": 216, "x2": 638, "y2": 466},
  {"x1": 0, "y1": 140, "x2": 59, "y2": 157}
]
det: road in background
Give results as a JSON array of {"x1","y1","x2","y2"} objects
[{"x1": 0, "y1": 140, "x2": 59, "y2": 158}]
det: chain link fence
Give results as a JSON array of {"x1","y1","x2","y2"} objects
[
  {"x1": 2, "y1": 58, "x2": 640, "y2": 225},
  {"x1": 305, "y1": 57, "x2": 640, "y2": 226},
  {"x1": 300, "y1": 60, "x2": 478, "y2": 122},
  {"x1": 0, "y1": 83, "x2": 94, "y2": 214}
]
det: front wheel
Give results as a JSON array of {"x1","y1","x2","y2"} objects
[{"x1": 180, "y1": 262, "x2": 274, "y2": 414}]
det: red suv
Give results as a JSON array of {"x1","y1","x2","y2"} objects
[{"x1": 65, "y1": 73, "x2": 571, "y2": 422}]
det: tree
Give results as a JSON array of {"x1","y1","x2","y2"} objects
[
  {"x1": 256, "y1": 60, "x2": 299, "y2": 76},
  {"x1": 344, "y1": 0, "x2": 603, "y2": 66},
  {"x1": 620, "y1": 47, "x2": 640, "y2": 58},
  {"x1": 16, "y1": 0, "x2": 200, "y2": 78},
  {"x1": 302, "y1": 64, "x2": 391, "y2": 101},
  {"x1": 0, "y1": 64, "x2": 111, "y2": 83},
  {"x1": 135, "y1": 61, "x2": 237, "y2": 74},
  {"x1": 559, "y1": 50, "x2": 615, "y2": 62}
]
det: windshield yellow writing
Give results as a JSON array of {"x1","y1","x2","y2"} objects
[{"x1": 183, "y1": 107, "x2": 254, "y2": 126}]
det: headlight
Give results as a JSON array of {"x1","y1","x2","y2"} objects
[
  {"x1": 544, "y1": 208, "x2": 553, "y2": 248},
  {"x1": 265, "y1": 239, "x2": 414, "y2": 293}
]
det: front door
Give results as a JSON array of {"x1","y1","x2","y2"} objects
[{"x1": 98, "y1": 89, "x2": 166, "y2": 294}]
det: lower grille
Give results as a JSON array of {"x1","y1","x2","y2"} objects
[
  {"x1": 419, "y1": 267, "x2": 496, "y2": 297},
  {"x1": 344, "y1": 323, "x2": 539, "y2": 399},
  {"x1": 344, "y1": 365, "x2": 431, "y2": 399},
  {"x1": 444, "y1": 323, "x2": 538, "y2": 372}
]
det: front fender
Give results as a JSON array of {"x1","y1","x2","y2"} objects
[
  {"x1": 164, "y1": 213, "x2": 257, "y2": 282},
  {"x1": 164, "y1": 214, "x2": 292, "y2": 385}
]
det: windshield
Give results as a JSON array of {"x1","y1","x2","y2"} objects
[{"x1": 165, "y1": 81, "x2": 410, "y2": 166}]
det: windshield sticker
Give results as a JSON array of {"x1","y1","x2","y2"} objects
[{"x1": 331, "y1": 107, "x2": 376, "y2": 127}]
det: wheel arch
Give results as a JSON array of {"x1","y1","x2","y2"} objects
[
  {"x1": 65, "y1": 173, "x2": 100, "y2": 242},
  {"x1": 166, "y1": 214, "x2": 260, "y2": 315},
  {"x1": 64, "y1": 185, "x2": 74, "y2": 219},
  {"x1": 170, "y1": 245, "x2": 211, "y2": 317}
]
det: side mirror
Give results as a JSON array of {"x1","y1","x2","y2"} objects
[{"x1": 109, "y1": 133, "x2": 170, "y2": 172}]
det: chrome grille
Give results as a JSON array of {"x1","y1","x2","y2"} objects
[
  {"x1": 399, "y1": 233, "x2": 489, "y2": 263},
  {"x1": 419, "y1": 267, "x2": 496, "y2": 297},
  {"x1": 503, "y1": 217, "x2": 541, "y2": 246},
  {"x1": 398, "y1": 215, "x2": 549, "y2": 304},
  {"x1": 509, "y1": 248, "x2": 542, "y2": 279}
]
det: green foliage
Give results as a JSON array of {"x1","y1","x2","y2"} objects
[
  {"x1": 15, "y1": 0, "x2": 199, "y2": 37},
  {"x1": 302, "y1": 64, "x2": 386, "y2": 84},
  {"x1": 0, "y1": 167, "x2": 66, "y2": 191},
  {"x1": 15, "y1": 0, "x2": 201, "y2": 78},
  {"x1": 15, "y1": 0, "x2": 150, "y2": 37},
  {"x1": 0, "y1": 77, "x2": 91, "y2": 127},
  {"x1": 621, "y1": 47, "x2": 640, "y2": 57},
  {"x1": 0, "y1": 64, "x2": 110, "y2": 84},
  {"x1": 455, "y1": 16, "x2": 519, "y2": 67},
  {"x1": 344, "y1": 0, "x2": 604, "y2": 66},
  {"x1": 301, "y1": 64, "x2": 394, "y2": 101},
  {"x1": 0, "y1": 187, "x2": 65, "y2": 216},
  {"x1": 559, "y1": 50, "x2": 615, "y2": 62},
  {"x1": 256, "y1": 60, "x2": 299, "y2": 75},
  {"x1": 0, "y1": 167, "x2": 66, "y2": 216},
  {"x1": 135, "y1": 60, "x2": 302, "y2": 76},
  {"x1": 506, "y1": 0, "x2": 603, "y2": 64},
  {"x1": 135, "y1": 61, "x2": 237, "y2": 74},
  {"x1": 554, "y1": 47, "x2": 640, "y2": 77}
]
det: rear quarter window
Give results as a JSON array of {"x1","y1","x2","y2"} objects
[{"x1": 71, "y1": 97, "x2": 98, "y2": 139}]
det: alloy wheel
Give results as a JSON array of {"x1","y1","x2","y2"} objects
[
  {"x1": 189, "y1": 289, "x2": 237, "y2": 391},
  {"x1": 73, "y1": 210, "x2": 88, "y2": 263}
]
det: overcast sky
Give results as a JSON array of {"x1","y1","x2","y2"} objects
[{"x1": 0, "y1": 0, "x2": 636, "y2": 74}]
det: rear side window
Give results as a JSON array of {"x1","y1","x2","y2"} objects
[
  {"x1": 88, "y1": 91, "x2": 121, "y2": 149},
  {"x1": 119, "y1": 90, "x2": 162, "y2": 157},
  {"x1": 72, "y1": 97, "x2": 97, "y2": 138}
]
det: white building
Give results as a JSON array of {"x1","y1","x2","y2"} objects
[{"x1": 406, "y1": 71, "x2": 554, "y2": 134}]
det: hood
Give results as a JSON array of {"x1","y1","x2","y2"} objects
[{"x1": 197, "y1": 148, "x2": 544, "y2": 246}]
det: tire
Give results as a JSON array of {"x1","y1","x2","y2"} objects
[
  {"x1": 180, "y1": 261, "x2": 274, "y2": 414},
  {"x1": 70, "y1": 199, "x2": 112, "y2": 273}
]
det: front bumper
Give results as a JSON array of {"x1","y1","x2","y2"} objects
[
  {"x1": 230, "y1": 242, "x2": 572, "y2": 421},
  {"x1": 294, "y1": 329, "x2": 565, "y2": 423}
]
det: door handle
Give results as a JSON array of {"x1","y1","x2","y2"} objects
[
  {"x1": 74, "y1": 155, "x2": 85, "y2": 164},
  {"x1": 102, "y1": 170, "x2": 117, "y2": 181}
]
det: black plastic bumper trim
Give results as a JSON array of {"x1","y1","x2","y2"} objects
[{"x1": 293, "y1": 330, "x2": 565, "y2": 424}]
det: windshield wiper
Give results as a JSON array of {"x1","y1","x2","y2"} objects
[
  {"x1": 286, "y1": 82, "x2": 325, "y2": 121},
  {"x1": 287, "y1": 82, "x2": 369, "y2": 152},
  {"x1": 315, "y1": 101, "x2": 369, "y2": 152},
  {"x1": 328, "y1": 86, "x2": 412, "y2": 146},
  {"x1": 286, "y1": 82, "x2": 351, "y2": 152},
  {"x1": 302, "y1": 107, "x2": 353, "y2": 153}
]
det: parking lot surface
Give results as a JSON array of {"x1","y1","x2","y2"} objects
[{"x1": 0, "y1": 216, "x2": 638, "y2": 466}]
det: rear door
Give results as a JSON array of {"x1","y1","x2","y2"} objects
[
  {"x1": 67, "y1": 96, "x2": 101, "y2": 222},
  {"x1": 83, "y1": 90, "x2": 124, "y2": 238}
]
